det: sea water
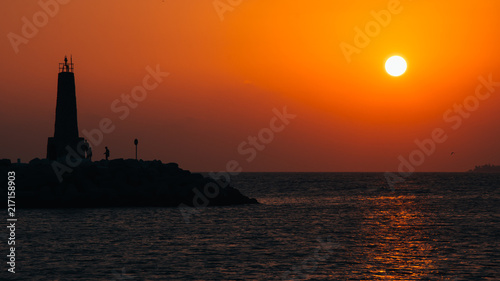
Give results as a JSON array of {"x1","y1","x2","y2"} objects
[{"x1": 11, "y1": 173, "x2": 500, "y2": 280}]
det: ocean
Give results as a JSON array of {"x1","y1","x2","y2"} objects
[{"x1": 10, "y1": 173, "x2": 500, "y2": 280}]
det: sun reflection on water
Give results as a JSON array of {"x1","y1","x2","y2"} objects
[{"x1": 357, "y1": 195, "x2": 436, "y2": 280}]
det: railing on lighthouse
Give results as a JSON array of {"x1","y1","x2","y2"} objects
[{"x1": 59, "y1": 56, "x2": 74, "y2": 73}]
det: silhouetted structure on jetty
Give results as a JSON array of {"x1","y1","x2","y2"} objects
[{"x1": 47, "y1": 56, "x2": 84, "y2": 161}]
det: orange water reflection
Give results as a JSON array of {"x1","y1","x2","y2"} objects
[{"x1": 358, "y1": 195, "x2": 436, "y2": 280}]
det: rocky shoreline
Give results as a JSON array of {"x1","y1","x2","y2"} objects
[{"x1": 1, "y1": 158, "x2": 258, "y2": 208}]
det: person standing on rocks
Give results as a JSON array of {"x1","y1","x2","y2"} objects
[
  {"x1": 82, "y1": 140, "x2": 89, "y2": 158},
  {"x1": 104, "y1": 147, "x2": 110, "y2": 161},
  {"x1": 87, "y1": 145, "x2": 93, "y2": 161}
]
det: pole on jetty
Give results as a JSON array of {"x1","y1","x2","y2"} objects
[{"x1": 134, "y1": 138, "x2": 138, "y2": 160}]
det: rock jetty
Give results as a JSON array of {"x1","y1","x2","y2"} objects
[{"x1": 0, "y1": 158, "x2": 258, "y2": 208}]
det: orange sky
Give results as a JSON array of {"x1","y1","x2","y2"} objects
[{"x1": 1, "y1": 0, "x2": 500, "y2": 172}]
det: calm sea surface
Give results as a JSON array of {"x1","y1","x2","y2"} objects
[{"x1": 10, "y1": 173, "x2": 500, "y2": 280}]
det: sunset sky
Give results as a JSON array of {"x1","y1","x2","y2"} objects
[{"x1": 1, "y1": 0, "x2": 500, "y2": 172}]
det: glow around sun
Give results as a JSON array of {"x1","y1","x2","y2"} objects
[{"x1": 385, "y1": 56, "x2": 407, "y2": 77}]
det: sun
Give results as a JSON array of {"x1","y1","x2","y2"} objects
[{"x1": 385, "y1": 56, "x2": 407, "y2": 77}]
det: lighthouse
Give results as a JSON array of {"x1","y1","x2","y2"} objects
[{"x1": 47, "y1": 56, "x2": 85, "y2": 160}]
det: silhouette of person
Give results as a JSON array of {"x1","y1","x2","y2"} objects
[
  {"x1": 87, "y1": 145, "x2": 93, "y2": 161},
  {"x1": 82, "y1": 140, "x2": 89, "y2": 158},
  {"x1": 64, "y1": 57, "x2": 69, "y2": 72},
  {"x1": 104, "y1": 147, "x2": 110, "y2": 161}
]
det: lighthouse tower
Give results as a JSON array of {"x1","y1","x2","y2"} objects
[{"x1": 47, "y1": 56, "x2": 85, "y2": 160}]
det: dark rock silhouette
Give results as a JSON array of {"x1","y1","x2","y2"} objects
[
  {"x1": 1, "y1": 159, "x2": 258, "y2": 208},
  {"x1": 0, "y1": 159, "x2": 11, "y2": 166}
]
